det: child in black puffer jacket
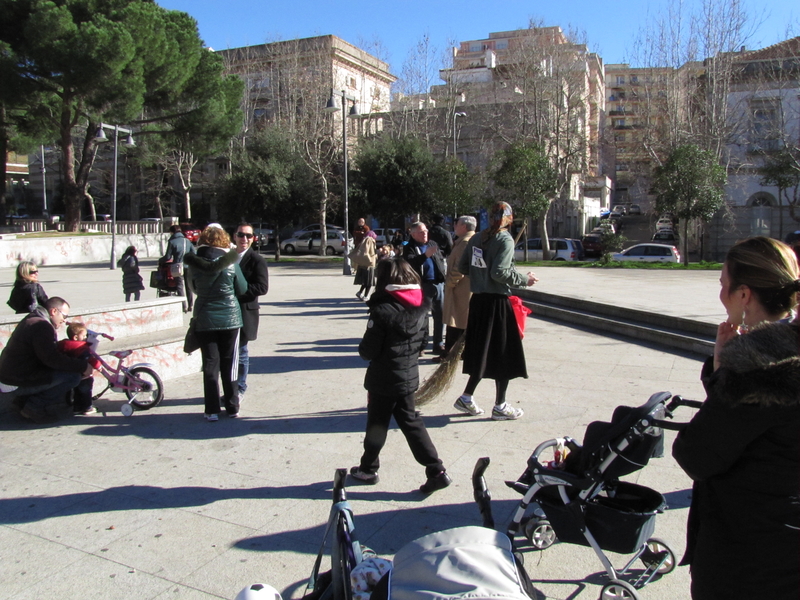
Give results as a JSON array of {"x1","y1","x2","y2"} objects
[{"x1": 350, "y1": 258, "x2": 451, "y2": 494}]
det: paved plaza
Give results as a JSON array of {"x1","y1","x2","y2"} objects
[{"x1": 0, "y1": 261, "x2": 723, "y2": 599}]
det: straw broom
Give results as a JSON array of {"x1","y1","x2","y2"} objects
[{"x1": 415, "y1": 332, "x2": 466, "y2": 407}]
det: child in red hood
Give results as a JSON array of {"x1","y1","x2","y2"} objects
[
  {"x1": 58, "y1": 322, "x2": 101, "y2": 416},
  {"x1": 350, "y1": 258, "x2": 451, "y2": 494}
]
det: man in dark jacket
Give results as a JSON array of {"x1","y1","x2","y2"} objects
[
  {"x1": 159, "y1": 225, "x2": 196, "y2": 312},
  {"x1": 428, "y1": 214, "x2": 454, "y2": 257},
  {"x1": 234, "y1": 223, "x2": 269, "y2": 404},
  {"x1": 0, "y1": 297, "x2": 92, "y2": 423},
  {"x1": 403, "y1": 221, "x2": 447, "y2": 356}
]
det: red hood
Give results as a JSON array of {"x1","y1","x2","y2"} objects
[{"x1": 385, "y1": 284, "x2": 423, "y2": 308}]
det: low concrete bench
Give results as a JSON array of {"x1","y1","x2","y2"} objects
[{"x1": 0, "y1": 297, "x2": 200, "y2": 414}]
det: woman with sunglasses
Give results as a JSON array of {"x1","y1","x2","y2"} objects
[{"x1": 7, "y1": 261, "x2": 48, "y2": 314}]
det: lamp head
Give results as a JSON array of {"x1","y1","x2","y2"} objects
[{"x1": 95, "y1": 127, "x2": 109, "y2": 143}]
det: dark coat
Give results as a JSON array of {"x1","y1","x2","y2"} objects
[
  {"x1": 0, "y1": 307, "x2": 87, "y2": 386},
  {"x1": 359, "y1": 291, "x2": 429, "y2": 397},
  {"x1": 672, "y1": 321, "x2": 800, "y2": 600},
  {"x1": 403, "y1": 239, "x2": 445, "y2": 284},
  {"x1": 429, "y1": 224, "x2": 454, "y2": 257},
  {"x1": 238, "y1": 248, "x2": 269, "y2": 343},
  {"x1": 159, "y1": 232, "x2": 195, "y2": 265},
  {"x1": 185, "y1": 247, "x2": 247, "y2": 332},
  {"x1": 7, "y1": 280, "x2": 48, "y2": 314},
  {"x1": 117, "y1": 254, "x2": 144, "y2": 294}
]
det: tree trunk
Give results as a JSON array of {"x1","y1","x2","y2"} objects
[
  {"x1": 0, "y1": 105, "x2": 8, "y2": 226},
  {"x1": 318, "y1": 175, "x2": 328, "y2": 256}
]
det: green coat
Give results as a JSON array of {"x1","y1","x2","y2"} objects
[
  {"x1": 458, "y1": 230, "x2": 526, "y2": 296},
  {"x1": 185, "y1": 247, "x2": 247, "y2": 332}
]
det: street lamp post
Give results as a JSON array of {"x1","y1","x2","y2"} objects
[
  {"x1": 324, "y1": 90, "x2": 358, "y2": 276},
  {"x1": 40, "y1": 145, "x2": 47, "y2": 216},
  {"x1": 95, "y1": 123, "x2": 135, "y2": 269},
  {"x1": 452, "y1": 112, "x2": 467, "y2": 221}
]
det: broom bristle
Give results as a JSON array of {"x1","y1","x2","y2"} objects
[{"x1": 415, "y1": 333, "x2": 466, "y2": 406}]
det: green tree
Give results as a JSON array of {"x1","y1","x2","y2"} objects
[
  {"x1": 491, "y1": 141, "x2": 558, "y2": 259},
  {"x1": 760, "y1": 147, "x2": 800, "y2": 225},
  {"x1": 431, "y1": 158, "x2": 481, "y2": 221},
  {"x1": 216, "y1": 128, "x2": 317, "y2": 258},
  {"x1": 0, "y1": 0, "x2": 228, "y2": 230},
  {"x1": 353, "y1": 134, "x2": 438, "y2": 227},
  {"x1": 652, "y1": 144, "x2": 726, "y2": 265}
]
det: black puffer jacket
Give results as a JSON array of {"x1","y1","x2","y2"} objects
[
  {"x1": 672, "y1": 321, "x2": 800, "y2": 600},
  {"x1": 7, "y1": 280, "x2": 48, "y2": 314},
  {"x1": 359, "y1": 289, "x2": 429, "y2": 396}
]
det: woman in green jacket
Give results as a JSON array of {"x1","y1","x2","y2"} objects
[{"x1": 185, "y1": 226, "x2": 247, "y2": 421}]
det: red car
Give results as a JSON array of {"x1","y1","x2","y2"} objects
[
  {"x1": 582, "y1": 234, "x2": 603, "y2": 258},
  {"x1": 181, "y1": 224, "x2": 201, "y2": 244}
]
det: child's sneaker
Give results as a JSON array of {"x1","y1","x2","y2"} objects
[
  {"x1": 74, "y1": 406, "x2": 98, "y2": 416},
  {"x1": 349, "y1": 466, "x2": 379, "y2": 484},
  {"x1": 492, "y1": 404, "x2": 524, "y2": 420},
  {"x1": 453, "y1": 396, "x2": 484, "y2": 416}
]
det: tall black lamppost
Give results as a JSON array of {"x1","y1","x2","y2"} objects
[
  {"x1": 324, "y1": 90, "x2": 358, "y2": 276},
  {"x1": 95, "y1": 123, "x2": 135, "y2": 269}
]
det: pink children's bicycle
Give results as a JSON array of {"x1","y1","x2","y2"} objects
[{"x1": 88, "y1": 331, "x2": 165, "y2": 416}]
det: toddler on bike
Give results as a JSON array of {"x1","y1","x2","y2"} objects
[{"x1": 58, "y1": 322, "x2": 101, "y2": 416}]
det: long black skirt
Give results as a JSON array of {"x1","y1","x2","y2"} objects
[{"x1": 462, "y1": 293, "x2": 527, "y2": 381}]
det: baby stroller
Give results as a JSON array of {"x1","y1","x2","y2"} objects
[
  {"x1": 236, "y1": 468, "x2": 540, "y2": 600},
  {"x1": 474, "y1": 392, "x2": 695, "y2": 600}
]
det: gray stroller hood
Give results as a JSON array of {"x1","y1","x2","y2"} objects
[{"x1": 385, "y1": 526, "x2": 533, "y2": 600}]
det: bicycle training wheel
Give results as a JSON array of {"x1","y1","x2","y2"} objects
[{"x1": 125, "y1": 367, "x2": 164, "y2": 410}]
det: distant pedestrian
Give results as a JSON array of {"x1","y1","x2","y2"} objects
[
  {"x1": 349, "y1": 257, "x2": 451, "y2": 494},
  {"x1": 454, "y1": 201, "x2": 538, "y2": 420},
  {"x1": 7, "y1": 261, "x2": 48, "y2": 314},
  {"x1": 403, "y1": 222, "x2": 447, "y2": 356},
  {"x1": 159, "y1": 225, "x2": 196, "y2": 312},
  {"x1": 353, "y1": 226, "x2": 377, "y2": 300},
  {"x1": 117, "y1": 246, "x2": 144, "y2": 302}
]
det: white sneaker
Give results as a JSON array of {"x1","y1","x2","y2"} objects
[
  {"x1": 204, "y1": 413, "x2": 219, "y2": 422},
  {"x1": 491, "y1": 404, "x2": 524, "y2": 421},
  {"x1": 454, "y1": 396, "x2": 484, "y2": 416}
]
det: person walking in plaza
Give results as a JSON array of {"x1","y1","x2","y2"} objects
[
  {"x1": 159, "y1": 225, "x2": 195, "y2": 312},
  {"x1": 117, "y1": 246, "x2": 144, "y2": 302},
  {"x1": 7, "y1": 261, "x2": 48, "y2": 314},
  {"x1": 234, "y1": 223, "x2": 269, "y2": 406},
  {"x1": 454, "y1": 202, "x2": 538, "y2": 420},
  {"x1": 403, "y1": 221, "x2": 447, "y2": 356},
  {"x1": 352, "y1": 226, "x2": 377, "y2": 300},
  {"x1": 441, "y1": 215, "x2": 476, "y2": 359},
  {"x1": 350, "y1": 257, "x2": 451, "y2": 494},
  {"x1": 184, "y1": 226, "x2": 247, "y2": 421},
  {"x1": 672, "y1": 236, "x2": 800, "y2": 600},
  {"x1": 0, "y1": 297, "x2": 92, "y2": 423}
]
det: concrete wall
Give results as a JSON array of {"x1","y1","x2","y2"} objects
[{"x1": 0, "y1": 233, "x2": 169, "y2": 268}]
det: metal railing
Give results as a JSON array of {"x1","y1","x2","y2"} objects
[{"x1": 9, "y1": 219, "x2": 166, "y2": 235}]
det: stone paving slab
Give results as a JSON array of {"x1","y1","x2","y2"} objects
[{"x1": 0, "y1": 262, "x2": 715, "y2": 600}]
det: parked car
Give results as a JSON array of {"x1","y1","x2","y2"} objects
[
  {"x1": 292, "y1": 223, "x2": 343, "y2": 238},
  {"x1": 372, "y1": 228, "x2": 402, "y2": 248},
  {"x1": 180, "y1": 223, "x2": 201, "y2": 243},
  {"x1": 613, "y1": 243, "x2": 681, "y2": 263},
  {"x1": 515, "y1": 238, "x2": 584, "y2": 261},
  {"x1": 629, "y1": 204, "x2": 642, "y2": 215},
  {"x1": 593, "y1": 221, "x2": 617, "y2": 235},
  {"x1": 281, "y1": 230, "x2": 346, "y2": 255},
  {"x1": 656, "y1": 217, "x2": 674, "y2": 231},
  {"x1": 612, "y1": 205, "x2": 627, "y2": 215},
  {"x1": 582, "y1": 233, "x2": 604, "y2": 258},
  {"x1": 652, "y1": 231, "x2": 678, "y2": 243},
  {"x1": 253, "y1": 227, "x2": 274, "y2": 247}
]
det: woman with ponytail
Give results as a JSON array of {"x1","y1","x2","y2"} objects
[{"x1": 673, "y1": 236, "x2": 800, "y2": 599}]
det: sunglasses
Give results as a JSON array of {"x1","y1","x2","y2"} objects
[
  {"x1": 30, "y1": 270, "x2": 39, "y2": 274},
  {"x1": 236, "y1": 232, "x2": 254, "y2": 239}
]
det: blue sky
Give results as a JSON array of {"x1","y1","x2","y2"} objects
[{"x1": 158, "y1": 0, "x2": 798, "y2": 77}]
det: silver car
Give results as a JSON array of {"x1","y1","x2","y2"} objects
[
  {"x1": 613, "y1": 243, "x2": 681, "y2": 263},
  {"x1": 281, "y1": 230, "x2": 345, "y2": 255}
]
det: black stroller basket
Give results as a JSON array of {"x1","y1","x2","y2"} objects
[{"x1": 475, "y1": 392, "x2": 697, "y2": 599}]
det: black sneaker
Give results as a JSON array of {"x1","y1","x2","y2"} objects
[
  {"x1": 419, "y1": 471, "x2": 452, "y2": 494},
  {"x1": 349, "y1": 466, "x2": 379, "y2": 484}
]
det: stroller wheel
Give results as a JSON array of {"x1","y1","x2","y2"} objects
[
  {"x1": 641, "y1": 538, "x2": 676, "y2": 575},
  {"x1": 524, "y1": 518, "x2": 556, "y2": 550},
  {"x1": 600, "y1": 580, "x2": 640, "y2": 600}
]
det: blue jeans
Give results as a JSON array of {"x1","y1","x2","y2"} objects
[
  {"x1": 422, "y1": 281, "x2": 444, "y2": 350},
  {"x1": 237, "y1": 342, "x2": 249, "y2": 394},
  {"x1": 15, "y1": 371, "x2": 83, "y2": 414}
]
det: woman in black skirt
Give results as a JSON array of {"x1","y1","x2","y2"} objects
[{"x1": 454, "y1": 201, "x2": 538, "y2": 420}]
